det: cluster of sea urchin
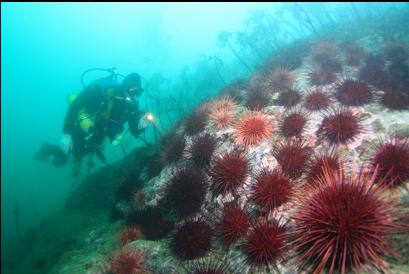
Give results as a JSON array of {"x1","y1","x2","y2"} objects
[{"x1": 110, "y1": 35, "x2": 409, "y2": 274}]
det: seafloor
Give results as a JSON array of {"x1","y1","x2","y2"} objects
[{"x1": 9, "y1": 10, "x2": 409, "y2": 274}]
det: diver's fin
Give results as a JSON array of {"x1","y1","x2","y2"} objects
[
  {"x1": 94, "y1": 148, "x2": 107, "y2": 165},
  {"x1": 51, "y1": 148, "x2": 69, "y2": 167},
  {"x1": 33, "y1": 142, "x2": 52, "y2": 162}
]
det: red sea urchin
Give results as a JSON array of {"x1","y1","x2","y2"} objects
[
  {"x1": 242, "y1": 219, "x2": 287, "y2": 272},
  {"x1": 162, "y1": 167, "x2": 207, "y2": 220},
  {"x1": 217, "y1": 201, "x2": 250, "y2": 247},
  {"x1": 249, "y1": 168, "x2": 294, "y2": 212},
  {"x1": 370, "y1": 137, "x2": 409, "y2": 189},
  {"x1": 210, "y1": 151, "x2": 250, "y2": 196},
  {"x1": 279, "y1": 109, "x2": 308, "y2": 138},
  {"x1": 118, "y1": 225, "x2": 144, "y2": 246},
  {"x1": 335, "y1": 79, "x2": 373, "y2": 106},
  {"x1": 189, "y1": 133, "x2": 218, "y2": 168},
  {"x1": 306, "y1": 150, "x2": 341, "y2": 187},
  {"x1": 273, "y1": 140, "x2": 312, "y2": 179},
  {"x1": 290, "y1": 166, "x2": 402, "y2": 274},
  {"x1": 110, "y1": 249, "x2": 149, "y2": 274},
  {"x1": 235, "y1": 111, "x2": 273, "y2": 147},
  {"x1": 303, "y1": 89, "x2": 331, "y2": 111},
  {"x1": 318, "y1": 108, "x2": 364, "y2": 145},
  {"x1": 170, "y1": 218, "x2": 214, "y2": 261}
]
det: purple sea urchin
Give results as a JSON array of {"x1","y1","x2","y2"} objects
[
  {"x1": 335, "y1": 79, "x2": 373, "y2": 106},
  {"x1": 189, "y1": 134, "x2": 217, "y2": 168},
  {"x1": 163, "y1": 167, "x2": 207, "y2": 219},
  {"x1": 185, "y1": 110, "x2": 209, "y2": 136},
  {"x1": 266, "y1": 68, "x2": 295, "y2": 91},
  {"x1": 170, "y1": 218, "x2": 213, "y2": 261},
  {"x1": 274, "y1": 89, "x2": 302, "y2": 108}
]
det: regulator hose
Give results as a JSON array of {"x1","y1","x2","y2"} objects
[{"x1": 80, "y1": 67, "x2": 125, "y2": 88}]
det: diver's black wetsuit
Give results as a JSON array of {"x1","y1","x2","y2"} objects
[{"x1": 63, "y1": 78, "x2": 145, "y2": 162}]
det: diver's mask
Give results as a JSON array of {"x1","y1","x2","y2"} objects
[{"x1": 126, "y1": 85, "x2": 144, "y2": 98}]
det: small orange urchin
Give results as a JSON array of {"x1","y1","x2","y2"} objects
[
  {"x1": 209, "y1": 108, "x2": 235, "y2": 129},
  {"x1": 209, "y1": 96, "x2": 237, "y2": 113},
  {"x1": 235, "y1": 112, "x2": 273, "y2": 147},
  {"x1": 110, "y1": 249, "x2": 150, "y2": 274},
  {"x1": 118, "y1": 225, "x2": 144, "y2": 246}
]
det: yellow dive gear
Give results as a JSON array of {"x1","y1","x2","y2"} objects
[
  {"x1": 66, "y1": 93, "x2": 78, "y2": 105},
  {"x1": 77, "y1": 109, "x2": 94, "y2": 134}
]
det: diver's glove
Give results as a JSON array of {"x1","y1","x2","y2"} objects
[
  {"x1": 59, "y1": 133, "x2": 72, "y2": 155},
  {"x1": 137, "y1": 112, "x2": 153, "y2": 130},
  {"x1": 112, "y1": 132, "x2": 125, "y2": 146}
]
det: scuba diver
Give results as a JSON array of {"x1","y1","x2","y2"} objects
[{"x1": 34, "y1": 68, "x2": 151, "y2": 177}]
